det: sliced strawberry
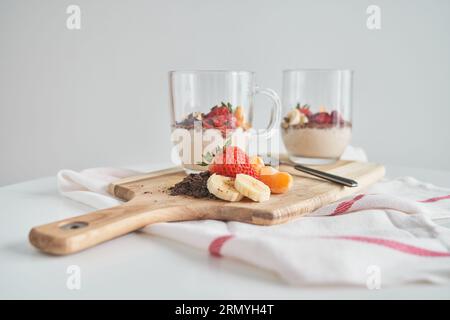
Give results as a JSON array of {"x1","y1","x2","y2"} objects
[
  {"x1": 311, "y1": 112, "x2": 332, "y2": 124},
  {"x1": 209, "y1": 146, "x2": 259, "y2": 178},
  {"x1": 205, "y1": 105, "x2": 231, "y2": 118},
  {"x1": 203, "y1": 104, "x2": 238, "y2": 134}
]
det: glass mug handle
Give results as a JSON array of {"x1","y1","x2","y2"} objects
[{"x1": 252, "y1": 87, "x2": 282, "y2": 140}]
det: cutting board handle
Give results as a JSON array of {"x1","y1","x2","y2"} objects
[{"x1": 28, "y1": 201, "x2": 195, "y2": 255}]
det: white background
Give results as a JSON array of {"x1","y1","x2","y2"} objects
[{"x1": 1, "y1": 0, "x2": 449, "y2": 186}]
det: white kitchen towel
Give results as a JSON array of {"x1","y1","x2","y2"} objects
[{"x1": 57, "y1": 148, "x2": 450, "y2": 287}]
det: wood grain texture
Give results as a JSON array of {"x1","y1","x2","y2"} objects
[{"x1": 29, "y1": 161, "x2": 385, "y2": 255}]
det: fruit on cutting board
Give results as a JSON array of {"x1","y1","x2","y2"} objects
[
  {"x1": 182, "y1": 147, "x2": 294, "y2": 202},
  {"x1": 250, "y1": 156, "x2": 265, "y2": 174},
  {"x1": 259, "y1": 166, "x2": 278, "y2": 176},
  {"x1": 209, "y1": 146, "x2": 259, "y2": 178},
  {"x1": 234, "y1": 174, "x2": 271, "y2": 202},
  {"x1": 260, "y1": 171, "x2": 293, "y2": 194},
  {"x1": 207, "y1": 173, "x2": 244, "y2": 202}
]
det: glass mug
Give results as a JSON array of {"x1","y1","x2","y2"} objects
[
  {"x1": 281, "y1": 69, "x2": 353, "y2": 164},
  {"x1": 170, "y1": 70, "x2": 281, "y2": 173}
]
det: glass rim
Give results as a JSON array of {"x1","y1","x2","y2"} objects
[
  {"x1": 283, "y1": 68, "x2": 353, "y2": 73},
  {"x1": 169, "y1": 70, "x2": 255, "y2": 76}
]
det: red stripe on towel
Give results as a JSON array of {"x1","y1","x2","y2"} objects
[
  {"x1": 418, "y1": 194, "x2": 450, "y2": 203},
  {"x1": 330, "y1": 235, "x2": 450, "y2": 257},
  {"x1": 209, "y1": 235, "x2": 234, "y2": 257},
  {"x1": 331, "y1": 194, "x2": 366, "y2": 216}
]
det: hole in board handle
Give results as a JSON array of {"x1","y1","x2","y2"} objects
[{"x1": 60, "y1": 221, "x2": 88, "y2": 230}]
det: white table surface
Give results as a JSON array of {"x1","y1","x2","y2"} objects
[{"x1": 1, "y1": 163, "x2": 450, "y2": 300}]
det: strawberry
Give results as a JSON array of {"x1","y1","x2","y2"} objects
[
  {"x1": 209, "y1": 146, "x2": 259, "y2": 178},
  {"x1": 311, "y1": 112, "x2": 332, "y2": 124},
  {"x1": 205, "y1": 105, "x2": 231, "y2": 118},
  {"x1": 203, "y1": 104, "x2": 238, "y2": 136},
  {"x1": 212, "y1": 114, "x2": 227, "y2": 127},
  {"x1": 330, "y1": 110, "x2": 345, "y2": 125},
  {"x1": 297, "y1": 104, "x2": 312, "y2": 117}
]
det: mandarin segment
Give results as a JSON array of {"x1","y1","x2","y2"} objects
[
  {"x1": 259, "y1": 166, "x2": 278, "y2": 176},
  {"x1": 260, "y1": 171, "x2": 293, "y2": 194}
]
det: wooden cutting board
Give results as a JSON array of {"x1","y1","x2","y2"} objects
[{"x1": 29, "y1": 161, "x2": 385, "y2": 255}]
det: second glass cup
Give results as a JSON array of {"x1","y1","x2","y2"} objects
[
  {"x1": 170, "y1": 70, "x2": 281, "y2": 173},
  {"x1": 281, "y1": 69, "x2": 353, "y2": 164}
]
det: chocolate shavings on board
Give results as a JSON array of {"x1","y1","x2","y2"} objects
[{"x1": 169, "y1": 171, "x2": 217, "y2": 199}]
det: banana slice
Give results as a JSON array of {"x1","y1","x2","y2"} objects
[
  {"x1": 299, "y1": 113, "x2": 309, "y2": 125},
  {"x1": 207, "y1": 174, "x2": 244, "y2": 202},
  {"x1": 235, "y1": 174, "x2": 271, "y2": 202},
  {"x1": 287, "y1": 109, "x2": 301, "y2": 125}
]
